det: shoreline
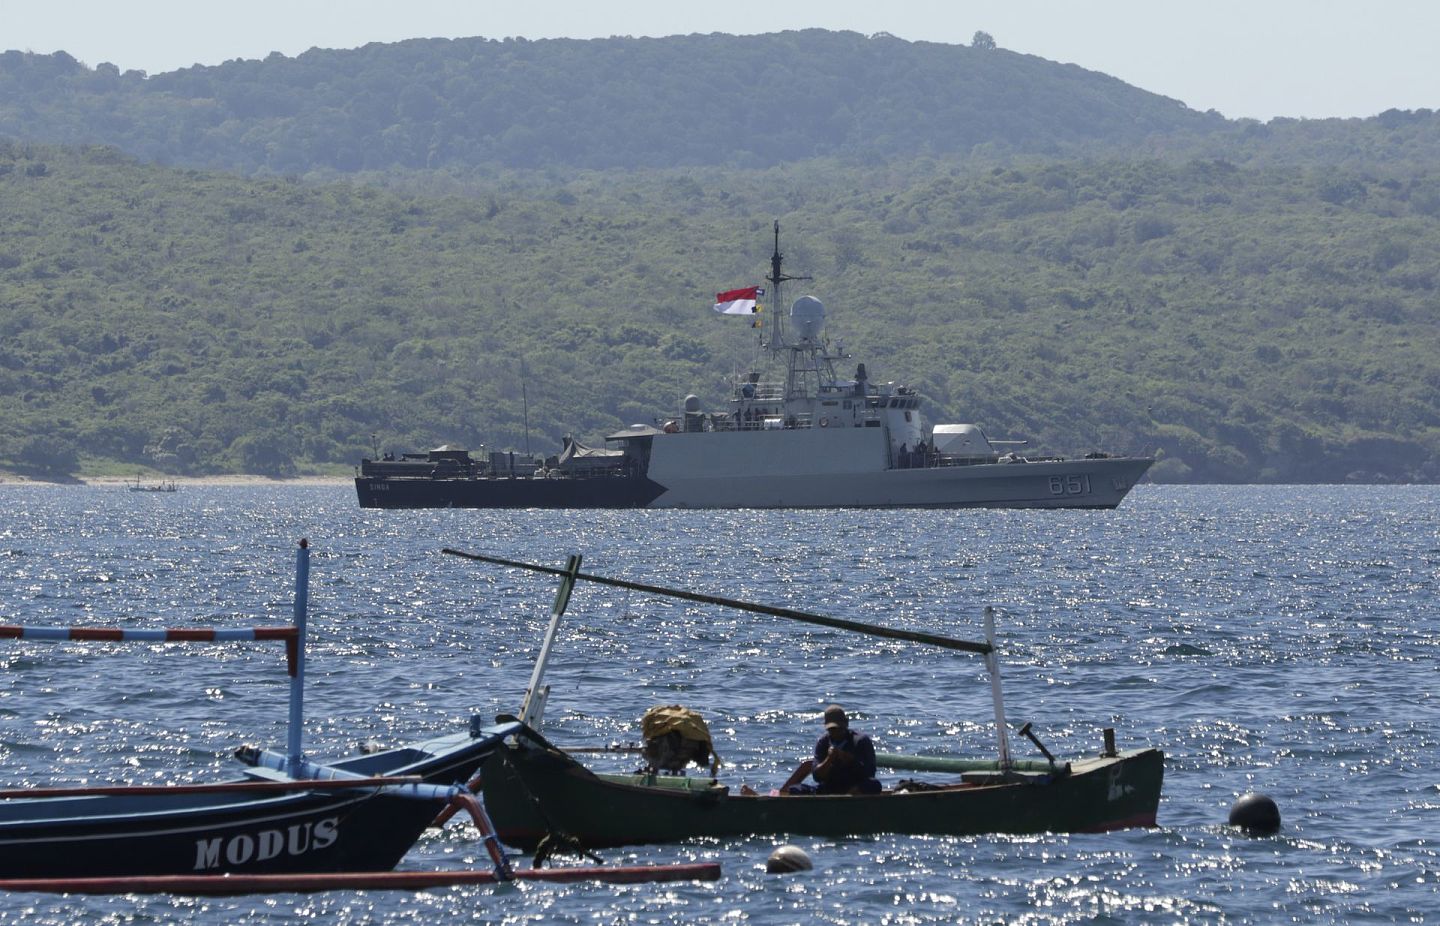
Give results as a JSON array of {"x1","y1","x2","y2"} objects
[{"x1": 1, "y1": 474, "x2": 351, "y2": 487}]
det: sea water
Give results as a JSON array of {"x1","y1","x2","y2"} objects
[{"x1": 0, "y1": 484, "x2": 1436, "y2": 924}]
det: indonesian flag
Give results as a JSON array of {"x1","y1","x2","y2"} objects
[{"x1": 713, "y1": 286, "x2": 764, "y2": 315}]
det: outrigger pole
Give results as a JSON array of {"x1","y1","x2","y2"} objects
[
  {"x1": 0, "y1": 863, "x2": 723, "y2": 895},
  {"x1": 442, "y1": 548, "x2": 992, "y2": 655},
  {"x1": 445, "y1": 548, "x2": 1018, "y2": 768},
  {"x1": 3, "y1": 540, "x2": 315, "y2": 776},
  {"x1": 983, "y1": 606, "x2": 1012, "y2": 767},
  {"x1": 517, "y1": 554, "x2": 582, "y2": 728}
]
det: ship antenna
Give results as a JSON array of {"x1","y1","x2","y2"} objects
[
  {"x1": 768, "y1": 220, "x2": 784, "y2": 293},
  {"x1": 520, "y1": 360, "x2": 532, "y2": 455},
  {"x1": 766, "y1": 220, "x2": 809, "y2": 349}
]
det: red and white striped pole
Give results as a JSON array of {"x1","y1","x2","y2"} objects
[
  {"x1": 0, "y1": 626, "x2": 297, "y2": 650},
  {"x1": 1, "y1": 539, "x2": 312, "y2": 760}
]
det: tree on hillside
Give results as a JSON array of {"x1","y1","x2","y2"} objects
[
  {"x1": 16, "y1": 436, "x2": 79, "y2": 478},
  {"x1": 972, "y1": 31, "x2": 997, "y2": 51}
]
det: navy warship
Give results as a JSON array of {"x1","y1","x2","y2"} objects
[{"x1": 356, "y1": 224, "x2": 1152, "y2": 509}]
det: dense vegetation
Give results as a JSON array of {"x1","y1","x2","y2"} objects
[
  {"x1": 6, "y1": 31, "x2": 1440, "y2": 179},
  {"x1": 2, "y1": 142, "x2": 1437, "y2": 482},
  {"x1": 0, "y1": 31, "x2": 1228, "y2": 173},
  {"x1": 2, "y1": 30, "x2": 1437, "y2": 482}
]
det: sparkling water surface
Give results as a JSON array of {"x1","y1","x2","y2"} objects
[{"x1": 0, "y1": 484, "x2": 1436, "y2": 923}]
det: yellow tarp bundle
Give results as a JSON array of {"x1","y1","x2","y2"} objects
[{"x1": 640, "y1": 704, "x2": 720, "y2": 771}]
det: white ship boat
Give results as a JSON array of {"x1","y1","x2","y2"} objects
[{"x1": 357, "y1": 224, "x2": 1151, "y2": 509}]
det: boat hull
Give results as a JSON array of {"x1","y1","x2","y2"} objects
[
  {"x1": 481, "y1": 736, "x2": 1164, "y2": 850},
  {"x1": 646, "y1": 434, "x2": 1152, "y2": 509},
  {"x1": 0, "y1": 725, "x2": 511, "y2": 879},
  {"x1": 0, "y1": 790, "x2": 439, "y2": 879},
  {"x1": 356, "y1": 473, "x2": 667, "y2": 508},
  {"x1": 355, "y1": 441, "x2": 1152, "y2": 510}
]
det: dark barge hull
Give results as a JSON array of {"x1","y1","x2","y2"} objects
[{"x1": 355, "y1": 475, "x2": 666, "y2": 509}]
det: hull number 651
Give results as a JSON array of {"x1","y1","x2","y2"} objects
[{"x1": 1049, "y1": 475, "x2": 1091, "y2": 495}]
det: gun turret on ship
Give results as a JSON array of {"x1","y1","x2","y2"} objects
[{"x1": 356, "y1": 223, "x2": 1152, "y2": 509}]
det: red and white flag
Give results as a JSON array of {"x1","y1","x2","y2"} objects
[{"x1": 713, "y1": 286, "x2": 764, "y2": 315}]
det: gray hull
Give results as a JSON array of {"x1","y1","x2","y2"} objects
[{"x1": 644, "y1": 428, "x2": 1151, "y2": 509}]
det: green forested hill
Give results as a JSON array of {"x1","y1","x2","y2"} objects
[
  {"x1": 2, "y1": 143, "x2": 1437, "y2": 482},
  {"x1": 2, "y1": 31, "x2": 1225, "y2": 172},
  {"x1": 7, "y1": 31, "x2": 1440, "y2": 178}
]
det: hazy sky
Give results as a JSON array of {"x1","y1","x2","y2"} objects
[{"x1": 8, "y1": 1, "x2": 1439, "y2": 121}]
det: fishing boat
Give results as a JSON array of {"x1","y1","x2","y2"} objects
[
  {"x1": 445, "y1": 550, "x2": 1165, "y2": 850},
  {"x1": 0, "y1": 542, "x2": 719, "y2": 892},
  {"x1": 482, "y1": 726, "x2": 1163, "y2": 849},
  {"x1": 127, "y1": 475, "x2": 177, "y2": 493},
  {"x1": 356, "y1": 223, "x2": 1152, "y2": 510}
]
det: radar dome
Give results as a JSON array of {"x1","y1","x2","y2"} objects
[{"x1": 790, "y1": 296, "x2": 826, "y2": 342}]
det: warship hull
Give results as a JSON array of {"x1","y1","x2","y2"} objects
[
  {"x1": 356, "y1": 428, "x2": 1151, "y2": 510},
  {"x1": 358, "y1": 224, "x2": 1153, "y2": 511},
  {"x1": 355, "y1": 473, "x2": 666, "y2": 509}
]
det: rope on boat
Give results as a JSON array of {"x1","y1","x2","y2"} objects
[{"x1": 0, "y1": 625, "x2": 301, "y2": 676}]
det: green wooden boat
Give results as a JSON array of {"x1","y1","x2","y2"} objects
[
  {"x1": 480, "y1": 726, "x2": 1164, "y2": 850},
  {"x1": 444, "y1": 550, "x2": 1166, "y2": 850}
]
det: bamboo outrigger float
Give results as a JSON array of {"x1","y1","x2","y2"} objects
[
  {"x1": 444, "y1": 549, "x2": 1165, "y2": 851},
  {"x1": 0, "y1": 541, "x2": 719, "y2": 893}
]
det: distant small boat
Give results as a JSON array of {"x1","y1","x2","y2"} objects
[{"x1": 127, "y1": 475, "x2": 177, "y2": 493}]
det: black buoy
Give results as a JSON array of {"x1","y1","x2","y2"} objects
[
  {"x1": 766, "y1": 845, "x2": 813, "y2": 874},
  {"x1": 1228, "y1": 792, "x2": 1282, "y2": 834}
]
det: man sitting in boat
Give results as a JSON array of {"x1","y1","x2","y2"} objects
[{"x1": 780, "y1": 704, "x2": 881, "y2": 795}]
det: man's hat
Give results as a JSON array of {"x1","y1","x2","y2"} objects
[{"x1": 823, "y1": 704, "x2": 848, "y2": 731}]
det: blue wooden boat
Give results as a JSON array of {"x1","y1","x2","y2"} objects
[
  {"x1": 0, "y1": 541, "x2": 516, "y2": 882},
  {"x1": 0, "y1": 727, "x2": 519, "y2": 880}
]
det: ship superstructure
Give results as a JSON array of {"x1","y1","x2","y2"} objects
[{"x1": 356, "y1": 224, "x2": 1152, "y2": 509}]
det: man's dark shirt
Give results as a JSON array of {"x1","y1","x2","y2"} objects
[{"x1": 813, "y1": 729, "x2": 880, "y2": 794}]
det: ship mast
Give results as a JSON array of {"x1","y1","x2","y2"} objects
[
  {"x1": 763, "y1": 221, "x2": 832, "y2": 407},
  {"x1": 763, "y1": 220, "x2": 807, "y2": 350}
]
